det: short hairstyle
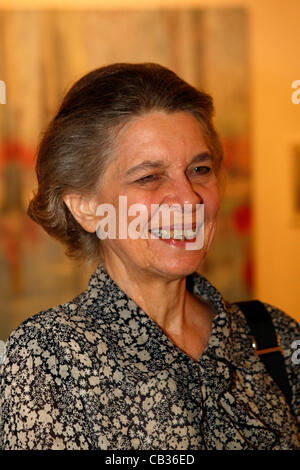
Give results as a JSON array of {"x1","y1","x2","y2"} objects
[{"x1": 27, "y1": 63, "x2": 224, "y2": 261}]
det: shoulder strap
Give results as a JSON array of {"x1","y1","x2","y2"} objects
[{"x1": 235, "y1": 300, "x2": 292, "y2": 407}]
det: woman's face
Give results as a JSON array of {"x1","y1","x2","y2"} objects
[{"x1": 96, "y1": 111, "x2": 221, "y2": 279}]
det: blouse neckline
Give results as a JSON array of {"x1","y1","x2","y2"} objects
[{"x1": 86, "y1": 262, "x2": 234, "y2": 369}]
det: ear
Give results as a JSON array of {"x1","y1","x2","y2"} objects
[{"x1": 63, "y1": 193, "x2": 99, "y2": 233}]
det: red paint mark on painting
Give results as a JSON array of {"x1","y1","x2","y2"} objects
[
  {"x1": 232, "y1": 204, "x2": 252, "y2": 235},
  {"x1": 0, "y1": 140, "x2": 35, "y2": 169}
]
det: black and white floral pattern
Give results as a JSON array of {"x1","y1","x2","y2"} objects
[{"x1": 0, "y1": 262, "x2": 299, "y2": 450}]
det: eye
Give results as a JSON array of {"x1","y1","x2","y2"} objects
[
  {"x1": 189, "y1": 166, "x2": 212, "y2": 176},
  {"x1": 136, "y1": 174, "x2": 160, "y2": 184}
]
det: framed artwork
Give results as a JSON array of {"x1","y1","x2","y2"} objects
[{"x1": 0, "y1": 8, "x2": 251, "y2": 339}]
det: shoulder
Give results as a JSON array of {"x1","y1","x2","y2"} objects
[
  {"x1": 263, "y1": 302, "x2": 300, "y2": 349},
  {"x1": 229, "y1": 300, "x2": 300, "y2": 345},
  {"x1": 262, "y1": 303, "x2": 300, "y2": 376},
  {"x1": 229, "y1": 300, "x2": 300, "y2": 413},
  {"x1": 1, "y1": 289, "x2": 110, "y2": 378},
  {"x1": 228, "y1": 300, "x2": 300, "y2": 360},
  {"x1": 0, "y1": 291, "x2": 106, "y2": 450},
  {"x1": 4, "y1": 299, "x2": 81, "y2": 358}
]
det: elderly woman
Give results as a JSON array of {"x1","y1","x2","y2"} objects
[{"x1": 0, "y1": 63, "x2": 299, "y2": 450}]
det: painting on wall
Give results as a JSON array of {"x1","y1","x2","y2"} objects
[{"x1": 0, "y1": 8, "x2": 251, "y2": 339}]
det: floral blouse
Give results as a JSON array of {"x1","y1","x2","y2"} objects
[{"x1": 0, "y1": 262, "x2": 299, "y2": 450}]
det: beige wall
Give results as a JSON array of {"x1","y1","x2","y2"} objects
[
  {"x1": 1, "y1": 0, "x2": 299, "y2": 321},
  {"x1": 250, "y1": 0, "x2": 300, "y2": 322}
]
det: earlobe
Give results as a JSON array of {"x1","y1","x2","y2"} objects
[{"x1": 63, "y1": 193, "x2": 98, "y2": 233}]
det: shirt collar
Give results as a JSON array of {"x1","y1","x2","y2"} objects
[{"x1": 87, "y1": 262, "x2": 234, "y2": 366}]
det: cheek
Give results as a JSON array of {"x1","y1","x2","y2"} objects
[
  {"x1": 123, "y1": 193, "x2": 154, "y2": 224},
  {"x1": 204, "y1": 189, "x2": 221, "y2": 219},
  {"x1": 214, "y1": 192, "x2": 221, "y2": 214},
  {"x1": 112, "y1": 193, "x2": 153, "y2": 242}
]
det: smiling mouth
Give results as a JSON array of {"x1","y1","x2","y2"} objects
[{"x1": 149, "y1": 226, "x2": 200, "y2": 241}]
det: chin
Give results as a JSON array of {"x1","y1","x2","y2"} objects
[{"x1": 151, "y1": 254, "x2": 205, "y2": 279}]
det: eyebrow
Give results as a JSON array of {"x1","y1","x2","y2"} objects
[
  {"x1": 125, "y1": 160, "x2": 167, "y2": 177},
  {"x1": 189, "y1": 151, "x2": 213, "y2": 166},
  {"x1": 125, "y1": 151, "x2": 213, "y2": 177}
]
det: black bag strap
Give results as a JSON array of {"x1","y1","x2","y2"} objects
[{"x1": 235, "y1": 300, "x2": 292, "y2": 407}]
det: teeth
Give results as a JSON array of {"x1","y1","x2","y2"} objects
[
  {"x1": 149, "y1": 228, "x2": 161, "y2": 237},
  {"x1": 161, "y1": 229, "x2": 170, "y2": 239},
  {"x1": 150, "y1": 228, "x2": 197, "y2": 240},
  {"x1": 183, "y1": 230, "x2": 197, "y2": 240},
  {"x1": 172, "y1": 230, "x2": 183, "y2": 240}
]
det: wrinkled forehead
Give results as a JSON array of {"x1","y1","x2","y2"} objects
[{"x1": 110, "y1": 110, "x2": 212, "y2": 173}]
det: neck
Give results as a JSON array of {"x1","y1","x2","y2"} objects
[
  {"x1": 101, "y1": 251, "x2": 214, "y2": 354},
  {"x1": 104, "y1": 255, "x2": 187, "y2": 331}
]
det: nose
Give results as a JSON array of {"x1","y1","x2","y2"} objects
[{"x1": 161, "y1": 173, "x2": 203, "y2": 208}]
